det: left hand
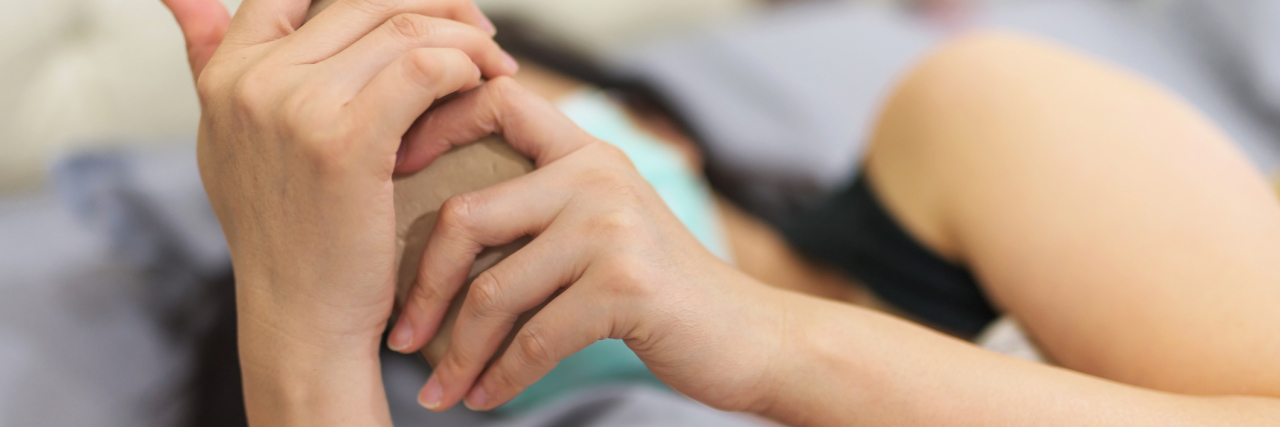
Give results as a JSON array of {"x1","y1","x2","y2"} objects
[{"x1": 160, "y1": 0, "x2": 516, "y2": 424}]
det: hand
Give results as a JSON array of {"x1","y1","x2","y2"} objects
[
  {"x1": 160, "y1": 0, "x2": 516, "y2": 424},
  {"x1": 388, "y1": 77, "x2": 796, "y2": 414}
]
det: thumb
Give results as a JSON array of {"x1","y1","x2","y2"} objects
[{"x1": 160, "y1": 0, "x2": 231, "y2": 80}]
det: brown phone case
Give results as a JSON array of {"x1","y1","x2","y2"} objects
[{"x1": 392, "y1": 137, "x2": 534, "y2": 366}]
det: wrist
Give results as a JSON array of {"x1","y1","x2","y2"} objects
[
  {"x1": 232, "y1": 262, "x2": 393, "y2": 355},
  {"x1": 238, "y1": 311, "x2": 391, "y2": 426},
  {"x1": 746, "y1": 290, "x2": 862, "y2": 426},
  {"x1": 233, "y1": 271, "x2": 393, "y2": 426}
]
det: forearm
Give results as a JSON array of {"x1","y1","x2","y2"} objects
[
  {"x1": 759, "y1": 291, "x2": 1280, "y2": 426},
  {"x1": 237, "y1": 287, "x2": 394, "y2": 427}
]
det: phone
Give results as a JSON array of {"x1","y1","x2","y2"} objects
[{"x1": 392, "y1": 137, "x2": 534, "y2": 366}]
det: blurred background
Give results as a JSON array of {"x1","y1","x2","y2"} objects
[{"x1": 1, "y1": 0, "x2": 1278, "y2": 426}]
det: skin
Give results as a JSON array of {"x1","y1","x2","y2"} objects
[
  {"x1": 864, "y1": 35, "x2": 1280, "y2": 396},
  {"x1": 510, "y1": 63, "x2": 894, "y2": 318},
  {"x1": 162, "y1": 0, "x2": 1280, "y2": 425},
  {"x1": 164, "y1": 0, "x2": 515, "y2": 424}
]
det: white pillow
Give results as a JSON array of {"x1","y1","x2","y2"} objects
[
  {"x1": 0, "y1": 0, "x2": 756, "y2": 193},
  {"x1": 0, "y1": 1, "x2": 252, "y2": 192}
]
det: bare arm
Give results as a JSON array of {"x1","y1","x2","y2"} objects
[
  {"x1": 760, "y1": 290, "x2": 1280, "y2": 426},
  {"x1": 389, "y1": 31, "x2": 1280, "y2": 425},
  {"x1": 386, "y1": 68, "x2": 1280, "y2": 426}
]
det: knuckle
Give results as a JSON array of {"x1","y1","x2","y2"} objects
[
  {"x1": 577, "y1": 167, "x2": 642, "y2": 205},
  {"x1": 592, "y1": 141, "x2": 633, "y2": 165},
  {"x1": 599, "y1": 254, "x2": 655, "y2": 299},
  {"x1": 281, "y1": 91, "x2": 339, "y2": 139},
  {"x1": 278, "y1": 90, "x2": 317, "y2": 131},
  {"x1": 230, "y1": 69, "x2": 271, "y2": 115},
  {"x1": 440, "y1": 47, "x2": 470, "y2": 63},
  {"x1": 387, "y1": 13, "x2": 434, "y2": 41},
  {"x1": 403, "y1": 48, "x2": 473, "y2": 89},
  {"x1": 439, "y1": 193, "x2": 478, "y2": 233},
  {"x1": 467, "y1": 270, "x2": 506, "y2": 315},
  {"x1": 301, "y1": 140, "x2": 356, "y2": 175},
  {"x1": 571, "y1": 165, "x2": 617, "y2": 189},
  {"x1": 486, "y1": 76, "x2": 528, "y2": 109},
  {"x1": 513, "y1": 326, "x2": 554, "y2": 365},
  {"x1": 288, "y1": 121, "x2": 355, "y2": 174},
  {"x1": 437, "y1": 48, "x2": 474, "y2": 80},
  {"x1": 586, "y1": 209, "x2": 643, "y2": 239},
  {"x1": 487, "y1": 75, "x2": 522, "y2": 93},
  {"x1": 486, "y1": 365, "x2": 522, "y2": 393},
  {"x1": 409, "y1": 276, "x2": 443, "y2": 306},
  {"x1": 440, "y1": 346, "x2": 478, "y2": 376},
  {"x1": 194, "y1": 68, "x2": 224, "y2": 102},
  {"x1": 403, "y1": 48, "x2": 442, "y2": 80}
]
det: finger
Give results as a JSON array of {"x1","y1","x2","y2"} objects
[
  {"x1": 223, "y1": 0, "x2": 310, "y2": 45},
  {"x1": 293, "y1": 0, "x2": 495, "y2": 62},
  {"x1": 324, "y1": 14, "x2": 516, "y2": 91},
  {"x1": 397, "y1": 77, "x2": 595, "y2": 174},
  {"x1": 347, "y1": 47, "x2": 482, "y2": 140},
  {"x1": 421, "y1": 228, "x2": 588, "y2": 410},
  {"x1": 452, "y1": 283, "x2": 613, "y2": 411},
  {"x1": 389, "y1": 165, "x2": 578, "y2": 354},
  {"x1": 160, "y1": 0, "x2": 231, "y2": 78}
]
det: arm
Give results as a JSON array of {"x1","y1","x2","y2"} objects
[
  {"x1": 764, "y1": 291, "x2": 1280, "y2": 426},
  {"x1": 388, "y1": 71, "x2": 1280, "y2": 426}
]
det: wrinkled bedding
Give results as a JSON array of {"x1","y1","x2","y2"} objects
[{"x1": 609, "y1": 0, "x2": 1280, "y2": 219}]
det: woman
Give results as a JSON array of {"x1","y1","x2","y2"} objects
[{"x1": 162, "y1": 0, "x2": 1280, "y2": 425}]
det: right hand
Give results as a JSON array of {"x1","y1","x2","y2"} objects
[{"x1": 389, "y1": 77, "x2": 800, "y2": 415}]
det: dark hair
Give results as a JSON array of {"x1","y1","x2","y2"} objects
[{"x1": 185, "y1": 273, "x2": 247, "y2": 427}]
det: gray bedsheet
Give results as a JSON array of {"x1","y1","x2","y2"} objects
[
  {"x1": 3, "y1": 0, "x2": 1278, "y2": 425},
  {"x1": 609, "y1": 0, "x2": 1280, "y2": 219},
  {"x1": 0, "y1": 190, "x2": 187, "y2": 426}
]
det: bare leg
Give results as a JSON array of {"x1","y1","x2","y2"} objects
[{"x1": 864, "y1": 32, "x2": 1280, "y2": 396}]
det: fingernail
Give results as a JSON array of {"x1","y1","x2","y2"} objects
[
  {"x1": 395, "y1": 142, "x2": 408, "y2": 168},
  {"x1": 388, "y1": 314, "x2": 413, "y2": 352},
  {"x1": 419, "y1": 375, "x2": 443, "y2": 410},
  {"x1": 501, "y1": 51, "x2": 519, "y2": 74},
  {"x1": 480, "y1": 14, "x2": 497, "y2": 36},
  {"x1": 464, "y1": 385, "x2": 489, "y2": 411}
]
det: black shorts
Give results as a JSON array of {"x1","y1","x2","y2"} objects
[{"x1": 779, "y1": 173, "x2": 998, "y2": 336}]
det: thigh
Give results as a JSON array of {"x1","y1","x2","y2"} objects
[{"x1": 864, "y1": 32, "x2": 1280, "y2": 396}]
